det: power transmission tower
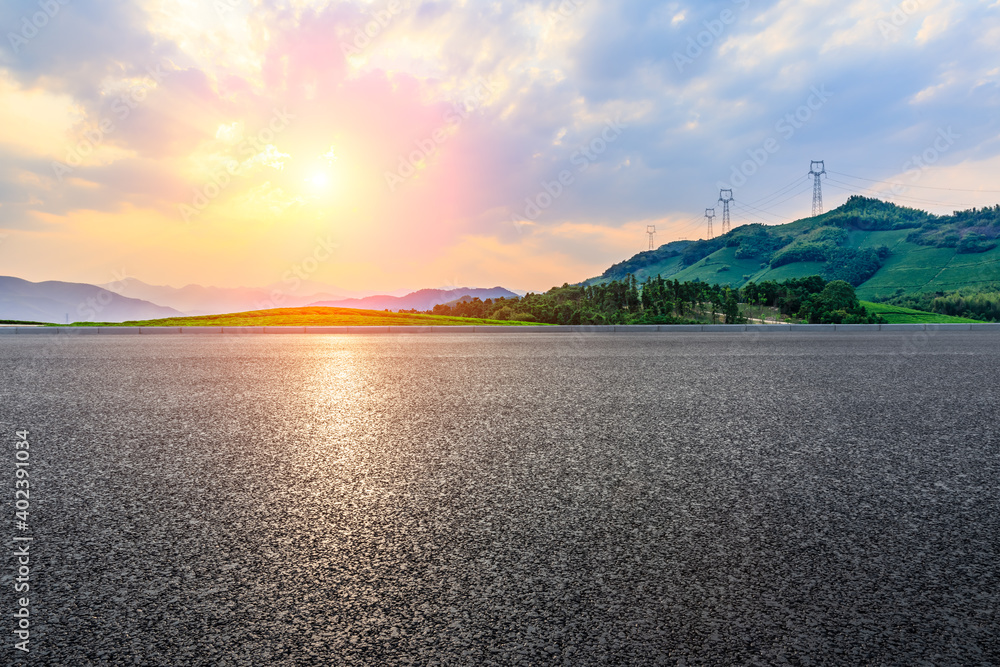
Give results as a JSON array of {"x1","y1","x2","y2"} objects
[
  {"x1": 809, "y1": 160, "x2": 826, "y2": 216},
  {"x1": 718, "y1": 189, "x2": 733, "y2": 235},
  {"x1": 646, "y1": 225, "x2": 656, "y2": 250},
  {"x1": 705, "y1": 208, "x2": 715, "y2": 239}
]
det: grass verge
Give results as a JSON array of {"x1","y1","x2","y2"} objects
[
  {"x1": 64, "y1": 307, "x2": 547, "y2": 327},
  {"x1": 860, "y1": 301, "x2": 981, "y2": 324}
]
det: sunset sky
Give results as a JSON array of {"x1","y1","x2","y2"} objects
[{"x1": 1, "y1": 0, "x2": 999, "y2": 294}]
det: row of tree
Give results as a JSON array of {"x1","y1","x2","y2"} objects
[
  {"x1": 875, "y1": 285, "x2": 1000, "y2": 322},
  {"x1": 420, "y1": 275, "x2": 881, "y2": 325},
  {"x1": 741, "y1": 276, "x2": 880, "y2": 324},
  {"x1": 426, "y1": 276, "x2": 742, "y2": 325}
]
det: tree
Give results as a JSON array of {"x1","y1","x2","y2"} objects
[
  {"x1": 626, "y1": 275, "x2": 640, "y2": 312},
  {"x1": 817, "y1": 280, "x2": 858, "y2": 312},
  {"x1": 723, "y1": 291, "x2": 741, "y2": 324},
  {"x1": 710, "y1": 291, "x2": 723, "y2": 323}
]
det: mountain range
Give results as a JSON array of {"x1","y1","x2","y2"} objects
[
  {"x1": 0, "y1": 276, "x2": 184, "y2": 323},
  {"x1": 309, "y1": 287, "x2": 520, "y2": 312},
  {"x1": 1, "y1": 277, "x2": 522, "y2": 323},
  {"x1": 99, "y1": 277, "x2": 351, "y2": 316}
]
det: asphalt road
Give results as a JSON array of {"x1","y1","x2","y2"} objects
[{"x1": 1, "y1": 332, "x2": 998, "y2": 666}]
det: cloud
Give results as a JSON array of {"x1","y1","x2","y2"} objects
[{"x1": 0, "y1": 0, "x2": 179, "y2": 102}]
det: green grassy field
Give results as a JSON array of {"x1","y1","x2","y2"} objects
[
  {"x1": 844, "y1": 228, "x2": 912, "y2": 250},
  {"x1": 626, "y1": 255, "x2": 686, "y2": 284},
  {"x1": 670, "y1": 246, "x2": 764, "y2": 287},
  {"x1": 860, "y1": 301, "x2": 981, "y2": 324},
  {"x1": 747, "y1": 261, "x2": 827, "y2": 285},
  {"x1": 67, "y1": 307, "x2": 546, "y2": 327},
  {"x1": 583, "y1": 252, "x2": 686, "y2": 286},
  {"x1": 677, "y1": 238, "x2": 1000, "y2": 299}
]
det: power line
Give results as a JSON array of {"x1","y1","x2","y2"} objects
[
  {"x1": 824, "y1": 179, "x2": 975, "y2": 210},
  {"x1": 736, "y1": 182, "x2": 813, "y2": 220},
  {"x1": 824, "y1": 178, "x2": 974, "y2": 209},
  {"x1": 827, "y1": 170, "x2": 1000, "y2": 194},
  {"x1": 731, "y1": 204, "x2": 774, "y2": 226},
  {"x1": 744, "y1": 175, "x2": 811, "y2": 208},
  {"x1": 677, "y1": 211, "x2": 712, "y2": 236},
  {"x1": 732, "y1": 200, "x2": 786, "y2": 223},
  {"x1": 734, "y1": 199, "x2": 791, "y2": 222}
]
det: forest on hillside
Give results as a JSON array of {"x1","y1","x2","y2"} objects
[{"x1": 417, "y1": 275, "x2": 882, "y2": 325}]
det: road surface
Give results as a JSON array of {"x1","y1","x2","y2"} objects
[{"x1": 1, "y1": 332, "x2": 998, "y2": 665}]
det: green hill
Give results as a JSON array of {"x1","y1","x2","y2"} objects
[
  {"x1": 591, "y1": 240, "x2": 691, "y2": 283},
  {"x1": 585, "y1": 197, "x2": 1000, "y2": 299},
  {"x1": 859, "y1": 301, "x2": 980, "y2": 324}
]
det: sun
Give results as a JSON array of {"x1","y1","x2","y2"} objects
[
  {"x1": 306, "y1": 168, "x2": 341, "y2": 197},
  {"x1": 302, "y1": 146, "x2": 341, "y2": 197},
  {"x1": 308, "y1": 171, "x2": 330, "y2": 189}
]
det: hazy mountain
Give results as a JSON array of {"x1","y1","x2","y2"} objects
[
  {"x1": 310, "y1": 287, "x2": 520, "y2": 311},
  {"x1": 430, "y1": 284, "x2": 528, "y2": 296},
  {"x1": 0, "y1": 276, "x2": 184, "y2": 323},
  {"x1": 100, "y1": 277, "x2": 353, "y2": 316}
]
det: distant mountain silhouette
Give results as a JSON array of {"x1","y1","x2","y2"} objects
[
  {"x1": 310, "y1": 287, "x2": 520, "y2": 312},
  {"x1": 100, "y1": 277, "x2": 353, "y2": 316},
  {"x1": 0, "y1": 276, "x2": 184, "y2": 323}
]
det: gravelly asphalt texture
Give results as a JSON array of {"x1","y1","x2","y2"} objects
[{"x1": 1, "y1": 332, "x2": 998, "y2": 666}]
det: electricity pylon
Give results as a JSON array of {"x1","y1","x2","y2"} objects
[
  {"x1": 718, "y1": 189, "x2": 733, "y2": 235},
  {"x1": 705, "y1": 208, "x2": 715, "y2": 239},
  {"x1": 809, "y1": 160, "x2": 826, "y2": 216}
]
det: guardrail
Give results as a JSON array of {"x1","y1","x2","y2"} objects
[{"x1": 1, "y1": 323, "x2": 998, "y2": 334}]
